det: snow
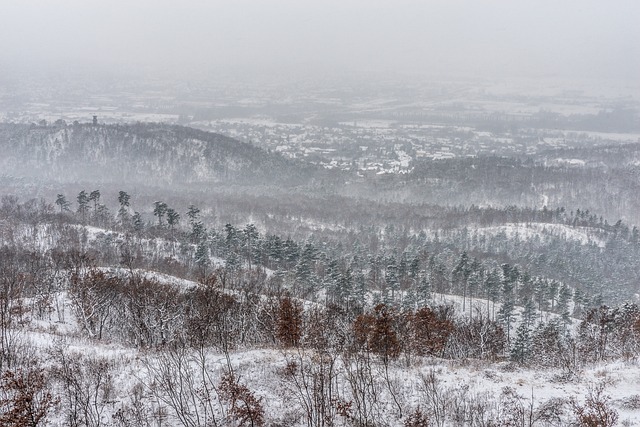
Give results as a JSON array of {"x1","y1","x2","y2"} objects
[
  {"x1": 471, "y1": 222, "x2": 606, "y2": 248},
  {"x1": 7, "y1": 264, "x2": 639, "y2": 426}
]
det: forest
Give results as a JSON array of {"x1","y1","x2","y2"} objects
[{"x1": 1, "y1": 168, "x2": 640, "y2": 425}]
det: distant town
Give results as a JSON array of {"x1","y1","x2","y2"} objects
[{"x1": 2, "y1": 73, "x2": 639, "y2": 175}]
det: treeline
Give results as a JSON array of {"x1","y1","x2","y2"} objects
[
  {"x1": 1, "y1": 192, "x2": 625, "y2": 315},
  {"x1": 65, "y1": 268, "x2": 640, "y2": 366},
  {"x1": 351, "y1": 154, "x2": 640, "y2": 227}
]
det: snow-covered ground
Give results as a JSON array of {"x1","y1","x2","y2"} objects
[
  {"x1": 18, "y1": 314, "x2": 640, "y2": 426},
  {"x1": 470, "y1": 222, "x2": 607, "y2": 248}
]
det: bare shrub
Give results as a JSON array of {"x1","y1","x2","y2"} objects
[
  {"x1": 111, "y1": 383, "x2": 150, "y2": 427},
  {"x1": 50, "y1": 346, "x2": 114, "y2": 427},
  {"x1": 0, "y1": 367, "x2": 57, "y2": 427},
  {"x1": 570, "y1": 383, "x2": 619, "y2": 427},
  {"x1": 534, "y1": 397, "x2": 568, "y2": 426},
  {"x1": 219, "y1": 372, "x2": 265, "y2": 427},
  {"x1": 618, "y1": 394, "x2": 640, "y2": 410},
  {"x1": 404, "y1": 407, "x2": 430, "y2": 427}
]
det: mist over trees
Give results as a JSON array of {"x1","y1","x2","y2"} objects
[{"x1": 1, "y1": 1, "x2": 639, "y2": 422}]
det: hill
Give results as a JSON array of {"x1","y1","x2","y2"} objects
[{"x1": 0, "y1": 122, "x2": 322, "y2": 186}]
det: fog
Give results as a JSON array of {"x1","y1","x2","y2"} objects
[{"x1": 1, "y1": 0, "x2": 639, "y2": 83}]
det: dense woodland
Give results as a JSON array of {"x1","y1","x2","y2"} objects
[
  {"x1": 1, "y1": 190, "x2": 640, "y2": 426},
  {"x1": 1, "y1": 123, "x2": 640, "y2": 425}
]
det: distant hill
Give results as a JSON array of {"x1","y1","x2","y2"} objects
[{"x1": 0, "y1": 122, "x2": 320, "y2": 186}]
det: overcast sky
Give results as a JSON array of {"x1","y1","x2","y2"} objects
[{"x1": 1, "y1": 0, "x2": 639, "y2": 82}]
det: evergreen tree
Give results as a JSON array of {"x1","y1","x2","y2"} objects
[
  {"x1": 224, "y1": 223, "x2": 239, "y2": 255},
  {"x1": 573, "y1": 288, "x2": 587, "y2": 318},
  {"x1": 166, "y1": 208, "x2": 180, "y2": 230},
  {"x1": 522, "y1": 296, "x2": 536, "y2": 328},
  {"x1": 353, "y1": 271, "x2": 367, "y2": 309},
  {"x1": 243, "y1": 224, "x2": 259, "y2": 270},
  {"x1": 153, "y1": 201, "x2": 168, "y2": 226},
  {"x1": 118, "y1": 191, "x2": 130, "y2": 208},
  {"x1": 453, "y1": 251, "x2": 472, "y2": 311},
  {"x1": 385, "y1": 257, "x2": 399, "y2": 304},
  {"x1": 96, "y1": 204, "x2": 110, "y2": 226},
  {"x1": 195, "y1": 240, "x2": 210, "y2": 276},
  {"x1": 132, "y1": 211, "x2": 144, "y2": 232},
  {"x1": 429, "y1": 256, "x2": 449, "y2": 295},
  {"x1": 498, "y1": 270, "x2": 517, "y2": 343},
  {"x1": 417, "y1": 273, "x2": 431, "y2": 307},
  {"x1": 266, "y1": 235, "x2": 284, "y2": 268},
  {"x1": 283, "y1": 238, "x2": 300, "y2": 267},
  {"x1": 116, "y1": 191, "x2": 132, "y2": 225},
  {"x1": 186, "y1": 205, "x2": 200, "y2": 223},
  {"x1": 409, "y1": 256, "x2": 420, "y2": 282},
  {"x1": 89, "y1": 190, "x2": 101, "y2": 216},
  {"x1": 557, "y1": 283, "x2": 573, "y2": 326},
  {"x1": 403, "y1": 287, "x2": 417, "y2": 311},
  {"x1": 76, "y1": 190, "x2": 89, "y2": 223},
  {"x1": 55, "y1": 194, "x2": 70, "y2": 213},
  {"x1": 547, "y1": 280, "x2": 560, "y2": 312},
  {"x1": 535, "y1": 278, "x2": 550, "y2": 313},
  {"x1": 484, "y1": 268, "x2": 502, "y2": 320},
  {"x1": 338, "y1": 267, "x2": 354, "y2": 305},
  {"x1": 295, "y1": 243, "x2": 318, "y2": 294},
  {"x1": 225, "y1": 249, "x2": 240, "y2": 272},
  {"x1": 510, "y1": 321, "x2": 531, "y2": 364},
  {"x1": 186, "y1": 205, "x2": 206, "y2": 243}
]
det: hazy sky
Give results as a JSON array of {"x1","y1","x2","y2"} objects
[{"x1": 1, "y1": 0, "x2": 639, "y2": 82}]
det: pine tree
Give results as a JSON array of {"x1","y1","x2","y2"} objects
[
  {"x1": 417, "y1": 274, "x2": 431, "y2": 307},
  {"x1": 557, "y1": 283, "x2": 573, "y2": 326},
  {"x1": 195, "y1": 241, "x2": 210, "y2": 276},
  {"x1": 243, "y1": 224, "x2": 259, "y2": 270},
  {"x1": 522, "y1": 296, "x2": 536, "y2": 328},
  {"x1": 548, "y1": 280, "x2": 560, "y2": 312},
  {"x1": 153, "y1": 201, "x2": 167, "y2": 226},
  {"x1": 132, "y1": 211, "x2": 144, "y2": 232},
  {"x1": 338, "y1": 267, "x2": 353, "y2": 305},
  {"x1": 186, "y1": 205, "x2": 206, "y2": 243},
  {"x1": 323, "y1": 259, "x2": 341, "y2": 302},
  {"x1": 89, "y1": 190, "x2": 101, "y2": 217},
  {"x1": 535, "y1": 278, "x2": 551, "y2": 314},
  {"x1": 55, "y1": 194, "x2": 70, "y2": 212},
  {"x1": 453, "y1": 252, "x2": 472, "y2": 310},
  {"x1": 484, "y1": 268, "x2": 502, "y2": 320},
  {"x1": 498, "y1": 272, "x2": 517, "y2": 344},
  {"x1": 573, "y1": 288, "x2": 587, "y2": 318},
  {"x1": 76, "y1": 190, "x2": 89, "y2": 223},
  {"x1": 226, "y1": 250, "x2": 240, "y2": 271},
  {"x1": 116, "y1": 191, "x2": 132, "y2": 225},
  {"x1": 166, "y1": 208, "x2": 180, "y2": 230},
  {"x1": 118, "y1": 191, "x2": 130, "y2": 208},
  {"x1": 409, "y1": 256, "x2": 420, "y2": 282},
  {"x1": 295, "y1": 243, "x2": 317, "y2": 293},
  {"x1": 385, "y1": 257, "x2": 399, "y2": 304},
  {"x1": 353, "y1": 271, "x2": 367, "y2": 308},
  {"x1": 510, "y1": 322, "x2": 531, "y2": 364},
  {"x1": 96, "y1": 204, "x2": 109, "y2": 226},
  {"x1": 186, "y1": 205, "x2": 200, "y2": 223},
  {"x1": 403, "y1": 288, "x2": 417, "y2": 311}
]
